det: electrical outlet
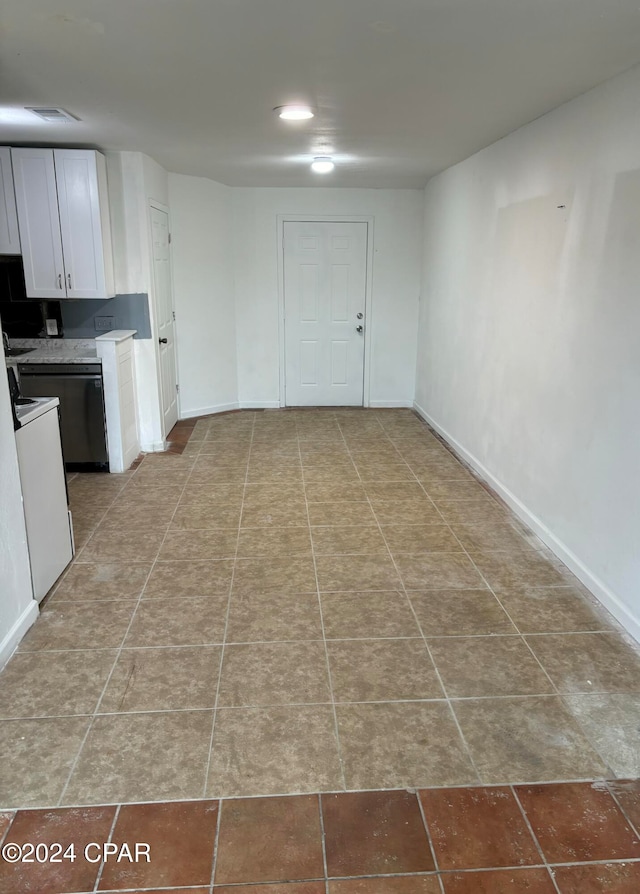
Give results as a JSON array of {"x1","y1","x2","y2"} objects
[
  {"x1": 46, "y1": 318, "x2": 59, "y2": 336},
  {"x1": 95, "y1": 316, "x2": 115, "y2": 331}
]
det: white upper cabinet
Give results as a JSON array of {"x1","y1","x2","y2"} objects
[
  {"x1": 11, "y1": 148, "x2": 115, "y2": 300},
  {"x1": 0, "y1": 147, "x2": 21, "y2": 255}
]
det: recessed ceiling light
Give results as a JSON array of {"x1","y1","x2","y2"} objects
[
  {"x1": 274, "y1": 105, "x2": 314, "y2": 120},
  {"x1": 311, "y1": 156, "x2": 335, "y2": 174}
]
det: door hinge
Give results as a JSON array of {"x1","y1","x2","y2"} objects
[
  {"x1": 172, "y1": 311, "x2": 176, "y2": 321},
  {"x1": 176, "y1": 383, "x2": 179, "y2": 393},
  {"x1": 168, "y1": 232, "x2": 172, "y2": 244}
]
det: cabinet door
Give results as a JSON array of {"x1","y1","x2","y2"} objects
[
  {"x1": 54, "y1": 149, "x2": 111, "y2": 299},
  {"x1": 11, "y1": 148, "x2": 66, "y2": 299},
  {"x1": 0, "y1": 148, "x2": 21, "y2": 254}
]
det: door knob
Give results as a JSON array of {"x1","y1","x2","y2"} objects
[
  {"x1": 159, "y1": 337, "x2": 168, "y2": 344},
  {"x1": 356, "y1": 325, "x2": 364, "y2": 334},
  {"x1": 357, "y1": 312, "x2": 364, "y2": 319}
]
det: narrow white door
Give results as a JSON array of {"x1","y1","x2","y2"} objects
[
  {"x1": 284, "y1": 221, "x2": 368, "y2": 406},
  {"x1": 54, "y1": 149, "x2": 112, "y2": 299},
  {"x1": 150, "y1": 205, "x2": 179, "y2": 436},
  {"x1": 11, "y1": 148, "x2": 66, "y2": 300}
]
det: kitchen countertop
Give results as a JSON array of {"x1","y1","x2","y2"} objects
[{"x1": 5, "y1": 338, "x2": 100, "y2": 366}]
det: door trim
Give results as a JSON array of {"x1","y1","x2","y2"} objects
[
  {"x1": 277, "y1": 214, "x2": 374, "y2": 408},
  {"x1": 149, "y1": 199, "x2": 180, "y2": 436}
]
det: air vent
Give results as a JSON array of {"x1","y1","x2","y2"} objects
[{"x1": 25, "y1": 107, "x2": 80, "y2": 123}]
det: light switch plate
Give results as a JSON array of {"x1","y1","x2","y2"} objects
[{"x1": 95, "y1": 316, "x2": 115, "y2": 331}]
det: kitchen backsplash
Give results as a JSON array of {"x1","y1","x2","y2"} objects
[{"x1": 60, "y1": 293, "x2": 151, "y2": 339}]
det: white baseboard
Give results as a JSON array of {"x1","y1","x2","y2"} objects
[
  {"x1": 179, "y1": 402, "x2": 240, "y2": 420},
  {"x1": 139, "y1": 439, "x2": 167, "y2": 453},
  {"x1": 0, "y1": 600, "x2": 39, "y2": 672},
  {"x1": 239, "y1": 401, "x2": 281, "y2": 409},
  {"x1": 414, "y1": 401, "x2": 640, "y2": 645},
  {"x1": 369, "y1": 400, "x2": 414, "y2": 408}
]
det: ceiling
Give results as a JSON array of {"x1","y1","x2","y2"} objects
[{"x1": 1, "y1": 0, "x2": 640, "y2": 188}]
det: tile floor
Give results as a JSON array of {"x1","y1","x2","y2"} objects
[
  {"x1": 1, "y1": 408, "x2": 639, "y2": 810},
  {"x1": 1, "y1": 782, "x2": 640, "y2": 892}
]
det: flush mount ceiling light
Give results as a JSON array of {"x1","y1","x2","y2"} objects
[
  {"x1": 311, "y1": 156, "x2": 335, "y2": 174},
  {"x1": 274, "y1": 105, "x2": 314, "y2": 120}
]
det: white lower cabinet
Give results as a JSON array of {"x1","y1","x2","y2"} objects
[{"x1": 11, "y1": 147, "x2": 115, "y2": 299}]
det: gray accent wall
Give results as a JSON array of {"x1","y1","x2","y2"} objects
[{"x1": 60, "y1": 293, "x2": 151, "y2": 339}]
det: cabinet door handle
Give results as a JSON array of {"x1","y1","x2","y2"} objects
[
  {"x1": 67, "y1": 273, "x2": 72, "y2": 290},
  {"x1": 58, "y1": 274, "x2": 63, "y2": 289}
]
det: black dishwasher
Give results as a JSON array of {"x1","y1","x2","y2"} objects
[{"x1": 18, "y1": 363, "x2": 109, "y2": 471}]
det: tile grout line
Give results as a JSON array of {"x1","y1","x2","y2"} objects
[
  {"x1": 208, "y1": 795, "x2": 224, "y2": 893},
  {"x1": 317, "y1": 793, "x2": 330, "y2": 888},
  {"x1": 605, "y1": 781, "x2": 640, "y2": 840},
  {"x1": 414, "y1": 788, "x2": 447, "y2": 894},
  {"x1": 201, "y1": 411, "x2": 257, "y2": 798},
  {"x1": 57, "y1": 449, "x2": 198, "y2": 806},
  {"x1": 337, "y1": 417, "x2": 484, "y2": 786},
  {"x1": 510, "y1": 784, "x2": 563, "y2": 894},
  {"x1": 300, "y1": 412, "x2": 348, "y2": 792},
  {"x1": 92, "y1": 802, "x2": 121, "y2": 893}
]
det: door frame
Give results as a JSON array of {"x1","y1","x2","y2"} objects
[
  {"x1": 277, "y1": 214, "x2": 375, "y2": 408},
  {"x1": 148, "y1": 199, "x2": 180, "y2": 434}
]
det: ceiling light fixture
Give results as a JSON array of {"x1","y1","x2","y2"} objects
[
  {"x1": 311, "y1": 156, "x2": 335, "y2": 174},
  {"x1": 274, "y1": 105, "x2": 314, "y2": 120}
]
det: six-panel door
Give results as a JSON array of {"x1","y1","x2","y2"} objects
[{"x1": 284, "y1": 221, "x2": 368, "y2": 406}]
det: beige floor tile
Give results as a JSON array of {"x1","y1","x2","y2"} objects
[
  {"x1": 143, "y1": 560, "x2": 234, "y2": 598},
  {"x1": 328, "y1": 639, "x2": 443, "y2": 702},
  {"x1": 0, "y1": 650, "x2": 116, "y2": 718},
  {"x1": 159, "y1": 528, "x2": 238, "y2": 561},
  {"x1": 363, "y1": 482, "x2": 425, "y2": 500},
  {"x1": 428, "y1": 636, "x2": 554, "y2": 697},
  {"x1": 321, "y1": 590, "x2": 421, "y2": 639},
  {"x1": 180, "y1": 484, "x2": 245, "y2": 504},
  {"x1": 77, "y1": 528, "x2": 165, "y2": 564},
  {"x1": 315, "y1": 555, "x2": 402, "y2": 592},
  {"x1": 194, "y1": 454, "x2": 249, "y2": 471},
  {"x1": 381, "y1": 524, "x2": 462, "y2": 555},
  {"x1": 18, "y1": 602, "x2": 135, "y2": 652},
  {"x1": 226, "y1": 591, "x2": 322, "y2": 643},
  {"x1": 308, "y1": 502, "x2": 378, "y2": 526},
  {"x1": 423, "y1": 479, "x2": 491, "y2": 501},
  {"x1": 563, "y1": 693, "x2": 640, "y2": 777},
  {"x1": 206, "y1": 706, "x2": 343, "y2": 797},
  {"x1": 50, "y1": 563, "x2": 151, "y2": 602},
  {"x1": 110, "y1": 486, "x2": 184, "y2": 511},
  {"x1": 395, "y1": 553, "x2": 485, "y2": 589},
  {"x1": 62, "y1": 711, "x2": 213, "y2": 804},
  {"x1": 371, "y1": 500, "x2": 443, "y2": 525},
  {"x1": 412, "y1": 458, "x2": 475, "y2": 480},
  {"x1": 97, "y1": 502, "x2": 177, "y2": 530},
  {"x1": 525, "y1": 632, "x2": 640, "y2": 693},
  {"x1": 450, "y1": 521, "x2": 539, "y2": 552},
  {"x1": 452, "y1": 696, "x2": 608, "y2": 783},
  {"x1": 408, "y1": 589, "x2": 516, "y2": 636},
  {"x1": 497, "y1": 586, "x2": 610, "y2": 633},
  {"x1": 356, "y1": 465, "x2": 416, "y2": 482},
  {"x1": 336, "y1": 701, "x2": 478, "y2": 789},
  {"x1": 189, "y1": 467, "x2": 248, "y2": 485},
  {"x1": 130, "y1": 468, "x2": 192, "y2": 487},
  {"x1": 471, "y1": 550, "x2": 570, "y2": 589},
  {"x1": 237, "y1": 527, "x2": 312, "y2": 558},
  {"x1": 171, "y1": 502, "x2": 242, "y2": 529},
  {"x1": 311, "y1": 526, "x2": 389, "y2": 556},
  {"x1": 0, "y1": 717, "x2": 90, "y2": 808},
  {"x1": 218, "y1": 642, "x2": 330, "y2": 706},
  {"x1": 241, "y1": 501, "x2": 309, "y2": 527},
  {"x1": 124, "y1": 597, "x2": 227, "y2": 647},
  {"x1": 433, "y1": 499, "x2": 508, "y2": 525},
  {"x1": 303, "y1": 470, "x2": 362, "y2": 486},
  {"x1": 232, "y1": 557, "x2": 317, "y2": 595},
  {"x1": 99, "y1": 646, "x2": 221, "y2": 712},
  {"x1": 303, "y1": 482, "x2": 367, "y2": 502},
  {"x1": 244, "y1": 481, "x2": 306, "y2": 501}
]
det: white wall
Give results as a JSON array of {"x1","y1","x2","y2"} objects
[
  {"x1": 416, "y1": 64, "x2": 640, "y2": 642},
  {"x1": 106, "y1": 151, "x2": 167, "y2": 450},
  {"x1": 233, "y1": 188, "x2": 423, "y2": 407},
  {"x1": 168, "y1": 174, "x2": 238, "y2": 417},
  {"x1": 0, "y1": 344, "x2": 38, "y2": 669}
]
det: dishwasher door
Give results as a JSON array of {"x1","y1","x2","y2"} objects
[{"x1": 19, "y1": 365, "x2": 109, "y2": 468}]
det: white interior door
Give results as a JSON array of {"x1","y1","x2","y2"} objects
[
  {"x1": 150, "y1": 205, "x2": 179, "y2": 436},
  {"x1": 284, "y1": 221, "x2": 368, "y2": 406}
]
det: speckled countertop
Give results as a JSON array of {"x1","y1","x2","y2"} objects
[{"x1": 5, "y1": 338, "x2": 100, "y2": 365}]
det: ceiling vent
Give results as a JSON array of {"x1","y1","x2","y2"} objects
[{"x1": 25, "y1": 107, "x2": 80, "y2": 123}]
